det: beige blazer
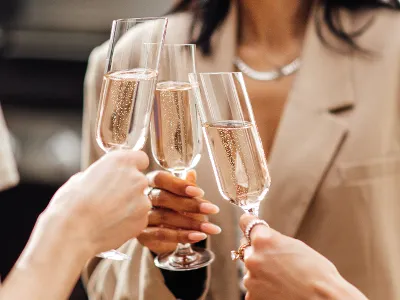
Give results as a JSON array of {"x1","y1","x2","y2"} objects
[
  {"x1": 0, "y1": 105, "x2": 19, "y2": 192},
  {"x1": 81, "y1": 5, "x2": 400, "y2": 300}
]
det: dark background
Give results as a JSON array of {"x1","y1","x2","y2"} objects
[{"x1": 0, "y1": 0, "x2": 173, "y2": 298}]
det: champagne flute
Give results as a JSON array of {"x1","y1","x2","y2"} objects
[
  {"x1": 95, "y1": 17, "x2": 168, "y2": 261},
  {"x1": 150, "y1": 44, "x2": 215, "y2": 271},
  {"x1": 190, "y1": 72, "x2": 271, "y2": 217}
]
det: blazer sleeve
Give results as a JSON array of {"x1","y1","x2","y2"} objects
[{"x1": 82, "y1": 240, "x2": 177, "y2": 300}]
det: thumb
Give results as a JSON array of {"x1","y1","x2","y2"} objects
[{"x1": 239, "y1": 214, "x2": 258, "y2": 233}]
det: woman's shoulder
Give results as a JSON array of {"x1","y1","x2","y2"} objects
[
  {"x1": 164, "y1": 11, "x2": 193, "y2": 42},
  {"x1": 356, "y1": 8, "x2": 400, "y2": 51},
  {"x1": 373, "y1": 8, "x2": 400, "y2": 26},
  {"x1": 89, "y1": 12, "x2": 193, "y2": 64}
]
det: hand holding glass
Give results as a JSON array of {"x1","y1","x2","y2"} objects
[{"x1": 150, "y1": 44, "x2": 214, "y2": 271}]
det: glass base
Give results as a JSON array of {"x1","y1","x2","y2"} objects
[
  {"x1": 97, "y1": 249, "x2": 131, "y2": 261},
  {"x1": 154, "y1": 247, "x2": 215, "y2": 271}
]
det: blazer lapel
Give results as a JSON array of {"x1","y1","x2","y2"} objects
[{"x1": 260, "y1": 10, "x2": 355, "y2": 237}]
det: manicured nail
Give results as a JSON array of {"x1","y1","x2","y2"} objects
[
  {"x1": 199, "y1": 203, "x2": 220, "y2": 214},
  {"x1": 201, "y1": 223, "x2": 222, "y2": 234},
  {"x1": 188, "y1": 232, "x2": 207, "y2": 241},
  {"x1": 185, "y1": 186, "x2": 205, "y2": 197}
]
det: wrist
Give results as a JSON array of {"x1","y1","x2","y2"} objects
[
  {"x1": 4, "y1": 211, "x2": 94, "y2": 300},
  {"x1": 313, "y1": 273, "x2": 367, "y2": 300},
  {"x1": 333, "y1": 277, "x2": 367, "y2": 300},
  {"x1": 21, "y1": 211, "x2": 94, "y2": 267}
]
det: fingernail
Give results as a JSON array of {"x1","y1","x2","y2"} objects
[
  {"x1": 201, "y1": 223, "x2": 222, "y2": 234},
  {"x1": 188, "y1": 232, "x2": 207, "y2": 241},
  {"x1": 199, "y1": 203, "x2": 220, "y2": 214},
  {"x1": 185, "y1": 186, "x2": 205, "y2": 197}
]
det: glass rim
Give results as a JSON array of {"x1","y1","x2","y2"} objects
[
  {"x1": 113, "y1": 17, "x2": 168, "y2": 23},
  {"x1": 199, "y1": 71, "x2": 243, "y2": 76},
  {"x1": 163, "y1": 43, "x2": 195, "y2": 47},
  {"x1": 144, "y1": 43, "x2": 195, "y2": 48}
]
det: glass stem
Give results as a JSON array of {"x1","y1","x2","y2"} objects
[
  {"x1": 175, "y1": 242, "x2": 194, "y2": 256},
  {"x1": 243, "y1": 203, "x2": 260, "y2": 217},
  {"x1": 172, "y1": 170, "x2": 197, "y2": 264},
  {"x1": 174, "y1": 171, "x2": 190, "y2": 247},
  {"x1": 173, "y1": 170, "x2": 188, "y2": 180}
]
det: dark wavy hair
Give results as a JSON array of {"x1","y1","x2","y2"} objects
[{"x1": 171, "y1": 0, "x2": 400, "y2": 55}]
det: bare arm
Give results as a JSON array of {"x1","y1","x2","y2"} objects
[
  {"x1": 0, "y1": 214, "x2": 91, "y2": 300},
  {"x1": 0, "y1": 150, "x2": 151, "y2": 300}
]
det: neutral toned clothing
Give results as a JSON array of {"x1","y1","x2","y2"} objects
[
  {"x1": 0, "y1": 105, "x2": 19, "y2": 192},
  {"x1": 82, "y1": 5, "x2": 400, "y2": 300}
]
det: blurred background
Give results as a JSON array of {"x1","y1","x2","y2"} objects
[{"x1": 0, "y1": 0, "x2": 174, "y2": 298}]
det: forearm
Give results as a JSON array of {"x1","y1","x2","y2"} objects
[
  {"x1": 314, "y1": 274, "x2": 368, "y2": 300},
  {"x1": 334, "y1": 279, "x2": 368, "y2": 300},
  {"x1": 0, "y1": 214, "x2": 91, "y2": 300}
]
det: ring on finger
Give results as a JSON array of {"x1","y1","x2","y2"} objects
[
  {"x1": 148, "y1": 188, "x2": 161, "y2": 200},
  {"x1": 144, "y1": 186, "x2": 154, "y2": 196},
  {"x1": 245, "y1": 219, "x2": 270, "y2": 243},
  {"x1": 231, "y1": 242, "x2": 251, "y2": 262}
]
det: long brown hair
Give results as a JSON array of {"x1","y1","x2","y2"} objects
[{"x1": 171, "y1": 0, "x2": 400, "y2": 55}]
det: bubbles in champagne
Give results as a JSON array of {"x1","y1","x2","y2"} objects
[
  {"x1": 97, "y1": 69, "x2": 157, "y2": 151},
  {"x1": 216, "y1": 123, "x2": 250, "y2": 202},
  {"x1": 109, "y1": 73, "x2": 138, "y2": 143},
  {"x1": 203, "y1": 121, "x2": 270, "y2": 210},
  {"x1": 151, "y1": 81, "x2": 202, "y2": 172}
]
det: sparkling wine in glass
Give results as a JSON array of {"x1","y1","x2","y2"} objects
[
  {"x1": 151, "y1": 80, "x2": 201, "y2": 173},
  {"x1": 150, "y1": 44, "x2": 214, "y2": 271},
  {"x1": 95, "y1": 17, "x2": 167, "y2": 261},
  {"x1": 190, "y1": 72, "x2": 271, "y2": 217}
]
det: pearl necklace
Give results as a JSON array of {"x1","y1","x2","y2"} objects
[{"x1": 234, "y1": 57, "x2": 301, "y2": 81}]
